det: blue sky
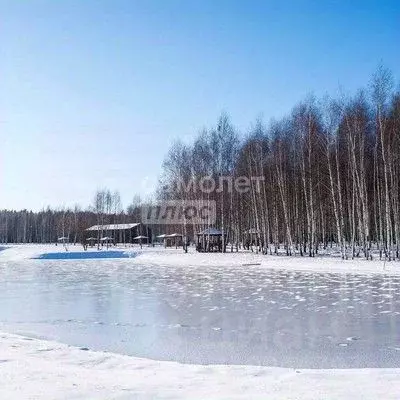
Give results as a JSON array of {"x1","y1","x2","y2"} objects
[{"x1": 1, "y1": 0, "x2": 399, "y2": 211}]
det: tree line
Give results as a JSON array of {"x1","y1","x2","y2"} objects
[
  {"x1": 159, "y1": 67, "x2": 400, "y2": 260},
  {"x1": 2, "y1": 67, "x2": 399, "y2": 260},
  {"x1": 0, "y1": 191, "x2": 145, "y2": 244}
]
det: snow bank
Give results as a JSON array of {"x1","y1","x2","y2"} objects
[
  {"x1": 0, "y1": 331, "x2": 399, "y2": 400},
  {"x1": 1, "y1": 244, "x2": 399, "y2": 275},
  {"x1": 132, "y1": 246, "x2": 400, "y2": 276}
]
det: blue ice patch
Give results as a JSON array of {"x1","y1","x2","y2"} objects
[{"x1": 33, "y1": 251, "x2": 135, "y2": 260}]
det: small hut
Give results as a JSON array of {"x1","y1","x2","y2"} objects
[
  {"x1": 196, "y1": 228, "x2": 225, "y2": 252},
  {"x1": 165, "y1": 233, "x2": 183, "y2": 248},
  {"x1": 100, "y1": 236, "x2": 114, "y2": 249},
  {"x1": 133, "y1": 235, "x2": 148, "y2": 249},
  {"x1": 86, "y1": 236, "x2": 97, "y2": 247},
  {"x1": 56, "y1": 236, "x2": 69, "y2": 246},
  {"x1": 244, "y1": 228, "x2": 260, "y2": 249},
  {"x1": 156, "y1": 234, "x2": 167, "y2": 247}
]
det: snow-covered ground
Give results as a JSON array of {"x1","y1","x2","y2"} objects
[
  {"x1": 1, "y1": 244, "x2": 400, "y2": 399},
  {"x1": 133, "y1": 246, "x2": 400, "y2": 275},
  {"x1": 1, "y1": 243, "x2": 399, "y2": 275},
  {"x1": 1, "y1": 331, "x2": 400, "y2": 400}
]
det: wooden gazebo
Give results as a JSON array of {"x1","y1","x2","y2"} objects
[
  {"x1": 100, "y1": 236, "x2": 114, "y2": 249},
  {"x1": 156, "y1": 234, "x2": 167, "y2": 247},
  {"x1": 86, "y1": 236, "x2": 97, "y2": 247},
  {"x1": 165, "y1": 233, "x2": 183, "y2": 248},
  {"x1": 56, "y1": 236, "x2": 69, "y2": 246},
  {"x1": 196, "y1": 228, "x2": 226, "y2": 252},
  {"x1": 244, "y1": 228, "x2": 260, "y2": 249},
  {"x1": 133, "y1": 235, "x2": 149, "y2": 249}
]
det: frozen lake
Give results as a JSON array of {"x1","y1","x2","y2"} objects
[{"x1": 0, "y1": 259, "x2": 400, "y2": 368}]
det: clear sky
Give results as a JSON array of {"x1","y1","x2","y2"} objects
[{"x1": 1, "y1": 0, "x2": 399, "y2": 211}]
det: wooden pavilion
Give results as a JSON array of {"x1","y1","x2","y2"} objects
[
  {"x1": 196, "y1": 228, "x2": 226, "y2": 252},
  {"x1": 85, "y1": 223, "x2": 152, "y2": 245},
  {"x1": 133, "y1": 235, "x2": 148, "y2": 249},
  {"x1": 165, "y1": 233, "x2": 183, "y2": 248}
]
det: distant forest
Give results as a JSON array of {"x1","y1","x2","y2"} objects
[
  {"x1": 0, "y1": 191, "x2": 143, "y2": 245},
  {"x1": 1, "y1": 67, "x2": 400, "y2": 260}
]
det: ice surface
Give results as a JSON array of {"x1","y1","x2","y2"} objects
[
  {"x1": 34, "y1": 250, "x2": 135, "y2": 259},
  {"x1": 1, "y1": 255, "x2": 400, "y2": 368}
]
